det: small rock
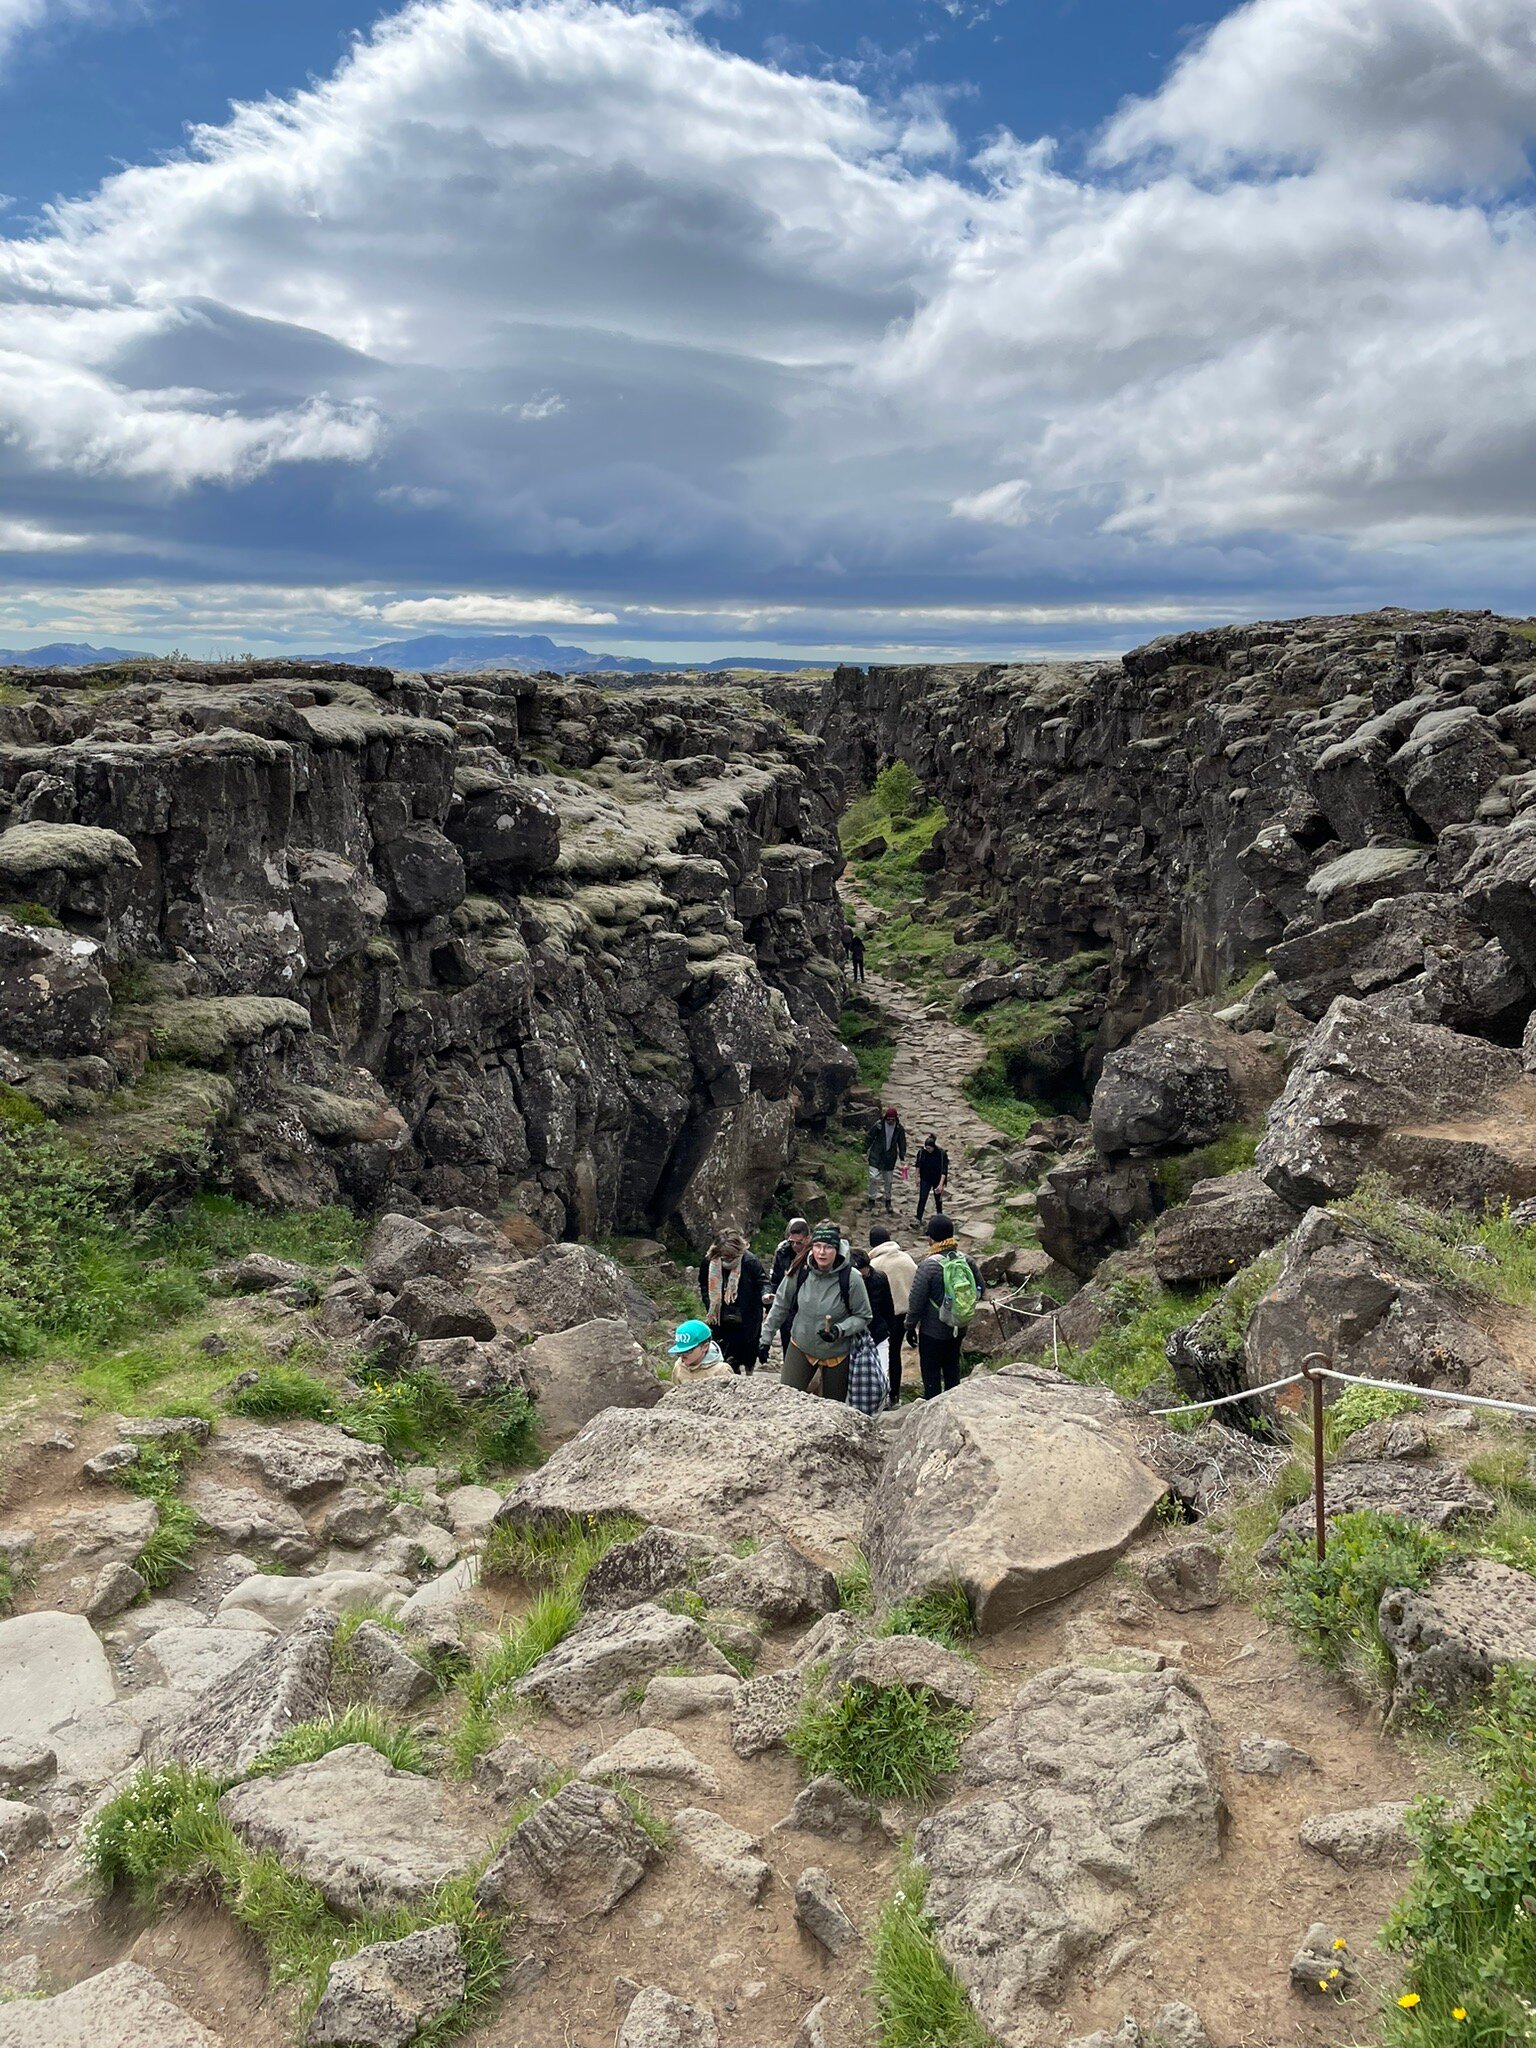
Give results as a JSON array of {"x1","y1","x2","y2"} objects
[
  {"x1": 1290, "y1": 1922, "x2": 1359, "y2": 1999},
  {"x1": 1147, "y1": 2003, "x2": 1211, "y2": 2048},
  {"x1": 324, "y1": 1489, "x2": 392, "y2": 1548},
  {"x1": 0, "y1": 1798, "x2": 49, "y2": 1857},
  {"x1": 343, "y1": 1622, "x2": 435, "y2": 1711},
  {"x1": 0, "y1": 1738, "x2": 57, "y2": 1794},
  {"x1": 640, "y1": 1675, "x2": 743, "y2": 1725},
  {"x1": 821, "y1": 1633, "x2": 979, "y2": 1711},
  {"x1": 672, "y1": 1807, "x2": 770, "y2": 1902},
  {"x1": 391, "y1": 1276, "x2": 495, "y2": 1342},
  {"x1": 441, "y1": 1485, "x2": 501, "y2": 1537},
  {"x1": 729, "y1": 1670, "x2": 802, "y2": 1759},
  {"x1": 579, "y1": 1527, "x2": 720, "y2": 1614},
  {"x1": 214, "y1": 1252, "x2": 309, "y2": 1294},
  {"x1": 1233, "y1": 1736, "x2": 1315, "y2": 1777},
  {"x1": 121, "y1": 1415, "x2": 212, "y2": 1447},
  {"x1": 1299, "y1": 1802, "x2": 1413, "y2": 1868},
  {"x1": 1143, "y1": 1542, "x2": 1222, "y2": 1613},
  {"x1": 84, "y1": 1561, "x2": 148, "y2": 1620},
  {"x1": 694, "y1": 1539, "x2": 838, "y2": 1626},
  {"x1": 473, "y1": 1734, "x2": 553, "y2": 1805},
  {"x1": 515, "y1": 1604, "x2": 734, "y2": 1722},
  {"x1": 618, "y1": 1987, "x2": 720, "y2": 2048},
  {"x1": 793, "y1": 1867, "x2": 857, "y2": 1955},
  {"x1": 774, "y1": 1773, "x2": 896, "y2": 1846},
  {"x1": 795, "y1": 1997, "x2": 861, "y2": 2048},
  {"x1": 82, "y1": 1444, "x2": 140, "y2": 1483},
  {"x1": 308, "y1": 1923, "x2": 466, "y2": 2048},
  {"x1": 581, "y1": 1730, "x2": 719, "y2": 1795},
  {"x1": 473, "y1": 1778, "x2": 657, "y2": 1924}
]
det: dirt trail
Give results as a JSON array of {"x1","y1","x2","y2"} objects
[{"x1": 842, "y1": 884, "x2": 1013, "y2": 1255}]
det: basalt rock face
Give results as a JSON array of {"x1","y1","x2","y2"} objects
[
  {"x1": 779, "y1": 609, "x2": 1536, "y2": 1271},
  {"x1": 0, "y1": 661, "x2": 852, "y2": 1234}
]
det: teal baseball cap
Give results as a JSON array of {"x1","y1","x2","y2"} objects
[{"x1": 668, "y1": 1319, "x2": 712, "y2": 1355}]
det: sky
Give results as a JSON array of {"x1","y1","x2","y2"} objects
[{"x1": 0, "y1": 0, "x2": 1534, "y2": 663}]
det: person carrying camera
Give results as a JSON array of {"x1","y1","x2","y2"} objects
[{"x1": 758, "y1": 1220, "x2": 871, "y2": 1402}]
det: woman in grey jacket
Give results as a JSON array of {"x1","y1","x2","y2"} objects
[{"x1": 759, "y1": 1220, "x2": 871, "y2": 1402}]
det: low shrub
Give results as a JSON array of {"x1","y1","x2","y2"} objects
[
  {"x1": 788, "y1": 1681, "x2": 973, "y2": 1801},
  {"x1": 1323, "y1": 1381, "x2": 1423, "y2": 1455},
  {"x1": 1154, "y1": 1127, "x2": 1260, "y2": 1207},
  {"x1": 871, "y1": 1863, "x2": 992, "y2": 2048},
  {"x1": 449, "y1": 1583, "x2": 584, "y2": 1774},
  {"x1": 135, "y1": 1499, "x2": 201, "y2": 1590},
  {"x1": 1382, "y1": 1665, "x2": 1536, "y2": 2045},
  {"x1": 1059, "y1": 1282, "x2": 1220, "y2": 1404},
  {"x1": 1270, "y1": 1510, "x2": 1448, "y2": 1694},
  {"x1": 877, "y1": 1585, "x2": 976, "y2": 1651},
  {"x1": 80, "y1": 1763, "x2": 227, "y2": 1905}
]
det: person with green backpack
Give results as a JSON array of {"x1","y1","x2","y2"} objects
[{"x1": 903, "y1": 1213, "x2": 985, "y2": 1399}]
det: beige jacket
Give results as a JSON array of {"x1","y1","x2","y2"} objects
[{"x1": 868, "y1": 1238, "x2": 918, "y2": 1316}]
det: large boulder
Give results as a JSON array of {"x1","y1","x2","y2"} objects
[
  {"x1": 221, "y1": 1743, "x2": 489, "y2": 1915},
  {"x1": 473, "y1": 1778, "x2": 657, "y2": 1924},
  {"x1": 1151, "y1": 1171, "x2": 1298, "y2": 1286},
  {"x1": 1379, "y1": 1555, "x2": 1536, "y2": 1722},
  {"x1": 1036, "y1": 1147, "x2": 1160, "y2": 1278},
  {"x1": 0, "y1": 916, "x2": 110, "y2": 1058},
  {"x1": 1091, "y1": 1013, "x2": 1278, "y2": 1158},
  {"x1": 863, "y1": 1368, "x2": 1167, "y2": 1630},
  {"x1": 476, "y1": 1241, "x2": 649, "y2": 1337},
  {"x1": 1267, "y1": 893, "x2": 1489, "y2": 1022},
  {"x1": 519, "y1": 1317, "x2": 662, "y2": 1445},
  {"x1": 1245, "y1": 1205, "x2": 1536, "y2": 1405},
  {"x1": 152, "y1": 1610, "x2": 338, "y2": 1777},
  {"x1": 495, "y1": 1377, "x2": 881, "y2": 1562},
  {"x1": 915, "y1": 1666, "x2": 1224, "y2": 2039},
  {"x1": 219, "y1": 1422, "x2": 398, "y2": 1503},
  {"x1": 1256, "y1": 997, "x2": 1536, "y2": 1210},
  {"x1": 1386, "y1": 705, "x2": 1510, "y2": 831},
  {"x1": 0, "y1": 1962, "x2": 221, "y2": 2048}
]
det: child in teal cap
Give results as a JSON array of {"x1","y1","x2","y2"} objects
[{"x1": 668, "y1": 1318, "x2": 731, "y2": 1384}]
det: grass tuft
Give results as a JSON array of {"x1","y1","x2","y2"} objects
[
  {"x1": 788, "y1": 1681, "x2": 973, "y2": 1802},
  {"x1": 449, "y1": 1584, "x2": 585, "y2": 1775},
  {"x1": 1323, "y1": 1381, "x2": 1422, "y2": 1454},
  {"x1": 877, "y1": 1585, "x2": 975, "y2": 1651},
  {"x1": 1270, "y1": 1510, "x2": 1448, "y2": 1698},
  {"x1": 245, "y1": 1706, "x2": 430, "y2": 1779},
  {"x1": 479, "y1": 1512, "x2": 644, "y2": 1587},
  {"x1": 871, "y1": 1863, "x2": 992, "y2": 2048},
  {"x1": 836, "y1": 1550, "x2": 873, "y2": 1613}
]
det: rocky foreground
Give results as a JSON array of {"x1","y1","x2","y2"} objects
[{"x1": 1, "y1": 614, "x2": 1535, "y2": 2046}]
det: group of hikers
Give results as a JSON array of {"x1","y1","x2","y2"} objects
[{"x1": 666, "y1": 1172, "x2": 984, "y2": 1416}]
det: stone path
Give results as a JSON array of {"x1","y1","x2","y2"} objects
[{"x1": 842, "y1": 886, "x2": 1010, "y2": 1254}]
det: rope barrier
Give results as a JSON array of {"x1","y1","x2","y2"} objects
[
  {"x1": 1314, "y1": 1368, "x2": 1536, "y2": 1422},
  {"x1": 1145, "y1": 1371, "x2": 1305, "y2": 1417}
]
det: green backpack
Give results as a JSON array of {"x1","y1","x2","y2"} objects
[{"x1": 937, "y1": 1252, "x2": 979, "y2": 1332}]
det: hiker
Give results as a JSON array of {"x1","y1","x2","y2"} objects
[
  {"x1": 668, "y1": 1318, "x2": 733, "y2": 1384},
  {"x1": 903, "y1": 1213, "x2": 985, "y2": 1400},
  {"x1": 851, "y1": 1246, "x2": 895, "y2": 1384},
  {"x1": 698, "y1": 1225, "x2": 765, "y2": 1375},
  {"x1": 865, "y1": 1105, "x2": 907, "y2": 1214},
  {"x1": 763, "y1": 1216, "x2": 812, "y2": 1356},
  {"x1": 867, "y1": 1223, "x2": 916, "y2": 1404},
  {"x1": 759, "y1": 1220, "x2": 871, "y2": 1402},
  {"x1": 914, "y1": 1132, "x2": 950, "y2": 1224},
  {"x1": 848, "y1": 929, "x2": 866, "y2": 983}
]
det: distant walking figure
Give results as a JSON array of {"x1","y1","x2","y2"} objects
[
  {"x1": 848, "y1": 930, "x2": 866, "y2": 983},
  {"x1": 914, "y1": 1133, "x2": 949, "y2": 1224},
  {"x1": 865, "y1": 1106, "x2": 907, "y2": 1214}
]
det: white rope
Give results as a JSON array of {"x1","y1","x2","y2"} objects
[
  {"x1": 1314, "y1": 1368, "x2": 1536, "y2": 1422},
  {"x1": 1145, "y1": 1371, "x2": 1305, "y2": 1417}
]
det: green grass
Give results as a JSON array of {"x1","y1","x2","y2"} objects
[
  {"x1": 1154, "y1": 1126, "x2": 1260, "y2": 1207},
  {"x1": 1381, "y1": 1666, "x2": 1536, "y2": 2047},
  {"x1": 449, "y1": 1584, "x2": 585, "y2": 1774},
  {"x1": 0, "y1": 1124, "x2": 363, "y2": 1365},
  {"x1": 228, "y1": 1361, "x2": 541, "y2": 1480},
  {"x1": 245, "y1": 1706, "x2": 430, "y2": 1778},
  {"x1": 1334, "y1": 1177, "x2": 1536, "y2": 1311},
  {"x1": 229, "y1": 1362, "x2": 336, "y2": 1421},
  {"x1": 1270, "y1": 1510, "x2": 1449, "y2": 1698},
  {"x1": 478, "y1": 1512, "x2": 644, "y2": 1587},
  {"x1": 1058, "y1": 1280, "x2": 1221, "y2": 1403},
  {"x1": 836, "y1": 1550, "x2": 873, "y2": 1613},
  {"x1": 107, "y1": 1424, "x2": 203, "y2": 1590},
  {"x1": 877, "y1": 1585, "x2": 976, "y2": 1651},
  {"x1": 788, "y1": 1682, "x2": 973, "y2": 1802},
  {"x1": 962, "y1": 1055, "x2": 1040, "y2": 1141},
  {"x1": 80, "y1": 1763, "x2": 507, "y2": 2040},
  {"x1": 0, "y1": 900, "x2": 62, "y2": 928},
  {"x1": 840, "y1": 995, "x2": 897, "y2": 1094},
  {"x1": 871, "y1": 1864, "x2": 992, "y2": 2048}
]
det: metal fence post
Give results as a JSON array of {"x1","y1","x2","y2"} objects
[{"x1": 1302, "y1": 1353, "x2": 1329, "y2": 1563}]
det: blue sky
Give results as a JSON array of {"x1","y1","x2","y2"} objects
[{"x1": 0, "y1": 0, "x2": 1534, "y2": 661}]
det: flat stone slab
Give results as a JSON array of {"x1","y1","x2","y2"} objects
[
  {"x1": 219, "y1": 1422, "x2": 397, "y2": 1503},
  {"x1": 140, "y1": 1627, "x2": 267, "y2": 1695},
  {"x1": 864, "y1": 1368, "x2": 1167, "y2": 1629},
  {"x1": 514, "y1": 1603, "x2": 734, "y2": 1722},
  {"x1": 221, "y1": 1743, "x2": 489, "y2": 1916},
  {"x1": 0, "y1": 1611, "x2": 121, "y2": 1783},
  {"x1": 0, "y1": 1962, "x2": 222, "y2": 2047}
]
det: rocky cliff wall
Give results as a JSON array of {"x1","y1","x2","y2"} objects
[
  {"x1": 0, "y1": 662, "x2": 853, "y2": 1237},
  {"x1": 776, "y1": 609, "x2": 1536, "y2": 1057}
]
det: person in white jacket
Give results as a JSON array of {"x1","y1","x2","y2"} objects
[{"x1": 867, "y1": 1225, "x2": 917, "y2": 1403}]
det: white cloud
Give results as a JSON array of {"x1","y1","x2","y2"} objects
[
  {"x1": 1, "y1": 0, "x2": 1536, "y2": 639},
  {"x1": 376, "y1": 592, "x2": 618, "y2": 626},
  {"x1": 0, "y1": 0, "x2": 117, "y2": 73}
]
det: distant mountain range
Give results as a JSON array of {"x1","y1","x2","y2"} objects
[{"x1": 0, "y1": 632, "x2": 834, "y2": 676}]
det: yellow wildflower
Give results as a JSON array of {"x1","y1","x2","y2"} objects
[
  {"x1": 1453, "y1": 2013, "x2": 1467, "y2": 2024},
  {"x1": 1398, "y1": 1993, "x2": 1421, "y2": 2010},
  {"x1": 1332, "y1": 1938, "x2": 1349, "y2": 1951}
]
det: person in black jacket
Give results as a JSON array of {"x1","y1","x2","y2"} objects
[
  {"x1": 852, "y1": 1246, "x2": 899, "y2": 1405},
  {"x1": 698, "y1": 1225, "x2": 765, "y2": 1374},
  {"x1": 914, "y1": 1133, "x2": 949, "y2": 1224},
  {"x1": 903, "y1": 1213, "x2": 985, "y2": 1400},
  {"x1": 763, "y1": 1217, "x2": 811, "y2": 1356},
  {"x1": 848, "y1": 929, "x2": 866, "y2": 983}
]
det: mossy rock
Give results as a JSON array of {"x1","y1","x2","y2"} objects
[
  {"x1": 117, "y1": 995, "x2": 311, "y2": 1064},
  {"x1": 71, "y1": 1064, "x2": 236, "y2": 1169},
  {"x1": 278, "y1": 1083, "x2": 406, "y2": 1145},
  {"x1": 0, "y1": 822, "x2": 139, "y2": 883}
]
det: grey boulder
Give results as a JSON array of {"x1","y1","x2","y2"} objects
[
  {"x1": 618, "y1": 1988, "x2": 720, "y2": 2048},
  {"x1": 308, "y1": 1924, "x2": 466, "y2": 2048},
  {"x1": 518, "y1": 1317, "x2": 662, "y2": 1446},
  {"x1": 0, "y1": 1962, "x2": 221, "y2": 2048},
  {"x1": 513, "y1": 1603, "x2": 734, "y2": 1722},
  {"x1": 473, "y1": 1778, "x2": 656, "y2": 1924}
]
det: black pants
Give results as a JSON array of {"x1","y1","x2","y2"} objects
[
  {"x1": 918, "y1": 1332, "x2": 963, "y2": 1399},
  {"x1": 886, "y1": 1334, "x2": 902, "y2": 1405},
  {"x1": 851, "y1": 957, "x2": 865, "y2": 982},
  {"x1": 915, "y1": 1177, "x2": 943, "y2": 1221},
  {"x1": 715, "y1": 1325, "x2": 757, "y2": 1374}
]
